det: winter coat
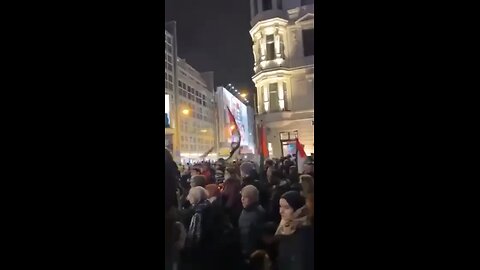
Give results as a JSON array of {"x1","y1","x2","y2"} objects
[
  {"x1": 238, "y1": 203, "x2": 266, "y2": 256},
  {"x1": 277, "y1": 225, "x2": 314, "y2": 270}
]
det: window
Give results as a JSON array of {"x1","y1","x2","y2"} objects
[
  {"x1": 262, "y1": 86, "x2": 269, "y2": 112},
  {"x1": 168, "y1": 74, "x2": 172, "y2": 82},
  {"x1": 301, "y1": 0, "x2": 314, "y2": 5},
  {"x1": 253, "y1": 0, "x2": 258, "y2": 15},
  {"x1": 277, "y1": 0, "x2": 282, "y2": 9},
  {"x1": 269, "y1": 83, "x2": 280, "y2": 112},
  {"x1": 266, "y1": 35, "x2": 275, "y2": 60},
  {"x1": 262, "y1": 0, "x2": 272, "y2": 11},
  {"x1": 302, "y1": 29, "x2": 314, "y2": 56},
  {"x1": 278, "y1": 82, "x2": 288, "y2": 110}
]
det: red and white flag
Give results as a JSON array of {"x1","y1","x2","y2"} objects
[{"x1": 296, "y1": 138, "x2": 307, "y2": 173}]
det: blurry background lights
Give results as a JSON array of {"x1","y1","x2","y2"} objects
[{"x1": 182, "y1": 109, "x2": 190, "y2": 115}]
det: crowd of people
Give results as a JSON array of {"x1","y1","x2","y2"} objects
[{"x1": 165, "y1": 149, "x2": 315, "y2": 270}]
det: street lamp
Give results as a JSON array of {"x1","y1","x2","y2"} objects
[{"x1": 182, "y1": 109, "x2": 190, "y2": 115}]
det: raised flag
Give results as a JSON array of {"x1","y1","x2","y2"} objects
[
  {"x1": 296, "y1": 138, "x2": 307, "y2": 173},
  {"x1": 199, "y1": 146, "x2": 215, "y2": 159},
  {"x1": 226, "y1": 106, "x2": 241, "y2": 160}
]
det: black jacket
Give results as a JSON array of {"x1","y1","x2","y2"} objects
[
  {"x1": 238, "y1": 203, "x2": 266, "y2": 256},
  {"x1": 277, "y1": 226, "x2": 314, "y2": 270}
]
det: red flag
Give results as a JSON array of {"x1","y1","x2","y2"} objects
[
  {"x1": 257, "y1": 124, "x2": 269, "y2": 158},
  {"x1": 226, "y1": 106, "x2": 241, "y2": 160},
  {"x1": 226, "y1": 106, "x2": 239, "y2": 133},
  {"x1": 296, "y1": 138, "x2": 307, "y2": 173}
]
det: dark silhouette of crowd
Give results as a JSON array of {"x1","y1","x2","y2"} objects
[{"x1": 166, "y1": 150, "x2": 315, "y2": 270}]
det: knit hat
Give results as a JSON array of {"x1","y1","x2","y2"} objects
[{"x1": 281, "y1": 191, "x2": 305, "y2": 212}]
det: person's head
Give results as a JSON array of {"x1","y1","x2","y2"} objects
[
  {"x1": 303, "y1": 163, "x2": 314, "y2": 175},
  {"x1": 165, "y1": 149, "x2": 179, "y2": 211},
  {"x1": 264, "y1": 159, "x2": 274, "y2": 169},
  {"x1": 190, "y1": 175, "x2": 206, "y2": 187},
  {"x1": 250, "y1": 250, "x2": 271, "y2": 270},
  {"x1": 241, "y1": 185, "x2": 259, "y2": 208},
  {"x1": 187, "y1": 186, "x2": 208, "y2": 205},
  {"x1": 191, "y1": 167, "x2": 201, "y2": 176},
  {"x1": 279, "y1": 191, "x2": 305, "y2": 221},
  {"x1": 225, "y1": 166, "x2": 239, "y2": 180},
  {"x1": 299, "y1": 175, "x2": 314, "y2": 195},
  {"x1": 205, "y1": 184, "x2": 220, "y2": 199},
  {"x1": 240, "y1": 162, "x2": 255, "y2": 178},
  {"x1": 288, "y1": 165, "x2": 298, "y2": 182},
  {"x1": 267, "y1": 167, "x2": 283, "y2": 185},
  {"x1": 200, "y1": 163, "x2": 210, "y2": 172}
]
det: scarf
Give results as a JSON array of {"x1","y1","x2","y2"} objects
[{"x1": 275, "y1": 206, "x2": 309, "y2": 236}]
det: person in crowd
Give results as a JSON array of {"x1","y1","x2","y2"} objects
[
  {"x1": 275, "y1": 191, "x2": 314, "y2": 270},
  {"x1": 172, "y1": 221, "x2": 187, "y2": 270},
  {"x1": 239, "y1": 185, "x2": 266, "y2": 259},
  {"x1": 267, "y1": 167, "x2": 292, "y2": 224},
  {"x1": 165, "y1": 149, "x2": 180, "y2": 270},
  {"x1": 190, "y1": 175, "x2": 206, "y2": 188},
  {"x1": 250, "y1": 250, "x2": 272, "y2": 270},
  {"x1": 240, "y1": 161, "x2": 269, "y2": 209},
  {"x1": 302, "y1": 163, "x2": 314, "y2": 178},
  {"x1": 181, "y1": 186, "x2": 216, "y2": 270},
  {"x1": 225, "y1": 166, "x2": 241, "y2": 182},
  {"x1": 257, "y1": 222, "x2": 279, "y2": 270},
  {"x1": 221, "y1": 174, "x2": 243, "y2": 227},
  {"x1": 288, "y1": 166, "x2": 302, "y2": 192},
  {"x1": 261, "y1": 159, "x2": 274, "y2": 183},
  {"x1": 299, "y1": 175, "x2": 314, "y2": 225},
  {"x1": 282, "y1": 159, "x2": 294, "y2": 176},
  {"x1": 200, "y1": 162, "x2": 215, "y2": 185},
  {"x1": 214, "y1": 162, "x2": 226, "y2": 183}
]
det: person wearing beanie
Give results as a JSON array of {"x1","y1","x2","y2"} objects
[
  {"x1": 239, "y1": 185, "x2": 266, "y2": 259},
  {"x1": 275, "y1": 191, "x2": 314, "y2": 270}
]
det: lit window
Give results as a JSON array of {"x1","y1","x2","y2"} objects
[
  {"x1": 269, "y1": 83, "x2": 280, "y2": 112},
  {"x1": 266, "y1": 35, "x2": 275, "y2": 60},
  {"x1": 263, "y1": 86, "x2": 269, "y2": 112}
]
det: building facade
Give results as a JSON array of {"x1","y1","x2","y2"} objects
[
  {"x1": 249, "y1": 0, "x2": 314, "y2": 158},
  {"x1": 177, "y1": 59, "x2": 216, "y2": 163},
  {"x1": 165, "y1": 22, "x2": 217, "y2": 163}
]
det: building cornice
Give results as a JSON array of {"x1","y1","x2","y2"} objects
[{"x1": 249, "y1": 17, "x2": 289, "y2": 39}]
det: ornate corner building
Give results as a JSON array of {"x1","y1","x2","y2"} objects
[{"x1": 250, "y1": 0, "x2": 314, "y2": 158}]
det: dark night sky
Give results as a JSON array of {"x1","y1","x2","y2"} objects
[{"x1": 165, "y1": 0, "x2": 255, "y2": 94}]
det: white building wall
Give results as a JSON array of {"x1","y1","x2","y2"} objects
[
  {"x1": 250, "y1": 0, "x2": 314, "y2": 158},
  {"x1": 176, "y1": 58, "x2": 217, "y2": 163}
]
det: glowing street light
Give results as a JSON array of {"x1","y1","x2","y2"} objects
[{"x1": 182, "y1": 109, "x2": 190, "y2": 115}]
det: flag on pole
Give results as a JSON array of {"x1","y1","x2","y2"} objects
[
  {"x1": 226, "y1": 106, "x2": 241, "y2": 160},
  {"x1": 296, "y1": 138, "x2": 307, "y2": 174},
  {"x1": 199, "y1": 146, "x2": 215, "y2": 159}
]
